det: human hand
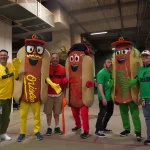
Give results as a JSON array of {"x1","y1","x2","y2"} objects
[{"x1": 102, "y1": 98, "x2": 107, "y2": 106}]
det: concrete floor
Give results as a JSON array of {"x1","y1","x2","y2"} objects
[{"x1": 0, "y1": 95, "x2": 149, "y2": 149}]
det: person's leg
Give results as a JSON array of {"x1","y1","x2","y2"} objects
[
  {"x1": 43, "y1": 96, "x2": 54, "y2": 136},
  {"x1": 95, "y1": 101, "x2": 107, "y2": 132},
  {"x1": 142, "y1": 100, "x2": 150, "y2": 145},
  {"x1": 17, "y1": 101, "x2": 30, "y2": 142},
  {"x1": 102, "y1": 101, "x2": 114, "y2": 131},
  {"x1": 71, "y1": 106, "x2": 81, "y2": 130},
  {"x1": 0, "y1": 99, "x2": 12, "y2": 141},
  {"x1": 31, "y1": 102, "x2": 43, "y2": 140},
  {"x1": 1, "y1": 99, "x2": 12, "y2": 134},
  {"x1": 119, "y1": 103, "x2": 130, "y2": 136},
  {"x1": 53, "y1": 96, "x2": 63, "y2": 134},
  {"x1": 80, "y1": 106, "x2": 89, "y2": 133},
  {"x1": 80, "y1": 105, "x2": 89, "y2": 139},
  {"x1": 128, "y1": 101, "x2": 142, "y2": 141}
]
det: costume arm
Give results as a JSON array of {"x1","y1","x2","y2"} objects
[
  {"x1": 46, "y1": 77, "x2": 62, "y2": 94},
  {"x1": 128, "y1": 76, "x2": 138, "y2": 87}
]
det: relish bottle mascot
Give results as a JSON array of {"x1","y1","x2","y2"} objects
[
  {"x1": 13, "y1": 34, "x2": 61, "y2": 142},
  {"x1": 0, "y1": 49, "x2": 21, "y2": 142},
  {"x1": 111, "y1": 37, "x2": 142, "y2": 141},
  {"x1": 65, "y1": 43, "x2": 94, "y2": 139}
]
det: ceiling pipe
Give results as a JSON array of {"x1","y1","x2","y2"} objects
[
  {"x1": 56, "y1": 0, "x2": 88, "y2": 33},
  {"x1": 97, "y1": 0, "x2": 111, "y2": 30},
  {"x1": 136, "y1": 0, "x2": 148, "y2": 44},
  {"x1": 117, "y1": 0, "x2": 124, "y2": 31}
]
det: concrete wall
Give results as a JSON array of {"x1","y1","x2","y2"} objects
[{"x1": 0, "y1": 20, "x2": 12, "y2": 62}]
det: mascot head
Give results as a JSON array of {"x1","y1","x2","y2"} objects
[
  {"x1": 25, "y1": 33, "x2": 45, "y2": 66},
  {"x1": 111, "y1": 37, "x2": 133, "y2": 64},
  {"x1": 68, "y1": 43, "x2": 91, "y2": 72}
]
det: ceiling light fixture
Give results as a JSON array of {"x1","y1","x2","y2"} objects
[{"x1": 90, "y1": 31, "x2": 108, "y2": 35}]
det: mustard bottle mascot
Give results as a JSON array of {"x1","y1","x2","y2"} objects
[
  {"x1": 111, "y1": 37, "x2": 142, "y2": 141},
  {"x1": 65, "y1": 43, "x2": 94, "y2": 139},
  {"x1": 13, "y1": 34, "x2": 61, "y2": 142}
]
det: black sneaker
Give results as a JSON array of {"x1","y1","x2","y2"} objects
[
  {"x1": 120, "y1": 130, "x2": 130, "y2": 137},
  {"x1": 136, "y1": 133, "x2": 142, "y2": 142},
  {"x1": 144, "y1": 140, "x2": 150, "y2": 145},
  {"x1": 54, "y1": 127, "x2": 63, "y2": 135},
  {"x1": 80, "y1": 132, "x2": 89, "y2": 139},
  {"x1": 45, "y1": 128, "x2": 52, "y2": 136},
  {"x1": 35, "y1": 132, "x2": 43, "y2": 141},
  {"x1": 17, "y1": 134, "x2": 25, "y2": 142},
  {"x1": 72, "y1": 127, "x2": 81, "y2": 132},
  {"x1": 103, "y1": 129, "x2": 112, "y2": 133},
  {"x1": 95, "y1": 131, "x2": 106, "y2": 137}
]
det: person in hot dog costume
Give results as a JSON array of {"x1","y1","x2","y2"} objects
[
  {"x1": 111, "y1": 37, "x2": 142, "y2": 141},
  {"x1": 13, "y1": 34, "x2": 61, "y2": 142},
  {"x1": 65, "y1": 43, "x2": 94, "y2": 139}
]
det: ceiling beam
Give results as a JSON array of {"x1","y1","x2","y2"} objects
[
  {"x1": 117, "y1": 0, "x2": 124, "y2": 30},
  {"x1": 69, "y1": 1, "x2": 139, "y2": 15}
]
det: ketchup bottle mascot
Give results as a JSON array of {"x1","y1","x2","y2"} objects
[
  {"x1": 111, "y1": 37, "x2": 142, "y2": 141},
  {"x1": 13, "y1": 34, "x2": 61, "y2": 142},
  {"x1": 65, "y1": 43, "x2": 94, "y2": 139}
]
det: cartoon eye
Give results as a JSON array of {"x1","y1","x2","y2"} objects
[
  {"x1": 121, "y1": 49, "x2": 129, "y2": 54},
  {"x1": 36, "y1": 46, "x2": 44, "y2": 55},
  {"x1": 115, "y1": 51, "x2": 120, "y2": 55},
  {"x1": 75, "y1": 55, "x2": 79, "y2": 62},
  {"x1": 26, "y1": 45, "x2": 34, "y2": 54},
  {"x1": 70, "y1": 56, "x2": 74, "y2": 62}
]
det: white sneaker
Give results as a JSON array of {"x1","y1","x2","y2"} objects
[{"x1": 1, "y1": 133, "x2": 12, "y2": 141}]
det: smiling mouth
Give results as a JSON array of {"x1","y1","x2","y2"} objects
[
  {"x1": 117, "y1": 58, "x2": 126, "y2": 64},
  {"x1": 29, "y1": 58, "x2": 38, "y2": 66},
  {"x1": 71, "y1": 65, "x2": 79, "y2": 72}
]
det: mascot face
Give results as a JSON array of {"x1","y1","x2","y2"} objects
[
  {"x1": 69, "y1": 51, "x2": 85, "y2": 72},
  {"x1": 115, "y1": 44, "x2": 132, "y2": 64},
  {"x1": 25, "y1": 44, "x2": 44, "y2": 66},
  {"x1": 25, "y1": 34, "x2": 45, "y2": 66}
]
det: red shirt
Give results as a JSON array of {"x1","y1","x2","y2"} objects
[{"x1": 48, "y1": 64, "x2": 66, "y2": 94}]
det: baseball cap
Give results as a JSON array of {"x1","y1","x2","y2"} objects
[{"x1": 141, "y1": 50, "x2": 150, "y2": 56}]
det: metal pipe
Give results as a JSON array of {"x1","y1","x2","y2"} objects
[
  {"x1": 97, "y1": 0, "x2": 111, "y2": 30},
  {"x1": 117, "y1": 0, "x2": 124, "y2": 31}
]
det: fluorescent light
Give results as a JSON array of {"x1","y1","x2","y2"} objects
[{"x1": 90, "y1": 31, "x2": 107, "y2": 35}]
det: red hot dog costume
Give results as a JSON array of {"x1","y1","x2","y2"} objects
[
  {"x1": 13, "y1": 34, "x2": 51, "y2": 142},
  {"x1": 65, "y1": 43, "x2": 94, "y2": 139}
]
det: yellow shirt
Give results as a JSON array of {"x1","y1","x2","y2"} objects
[{"x1": 0, "y1": 63, "x2": 15, "y2": 99}]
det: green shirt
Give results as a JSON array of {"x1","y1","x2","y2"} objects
[
  {"x1": 138, "y1": 65, "x2": 150, "y2": 99},
  {"x1": 97, "y1": 68, "x2": 112, "y2": 101}
]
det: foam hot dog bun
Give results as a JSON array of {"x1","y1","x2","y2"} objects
[
  {"x1": 65, "y1": 58, "x2": 69, "y2": 105},
  {"x1": 13, "y1": 46, "x2": 25, "y2": 103},
  {"x1": 82, "y1": 56, "x2": 94, "y2": 107}
]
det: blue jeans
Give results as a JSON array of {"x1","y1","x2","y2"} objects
[{"x1": 142, "y1": 99, "x2": 150, "y2": 140}]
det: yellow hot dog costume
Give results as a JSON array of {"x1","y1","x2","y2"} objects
[{"x1": 13, "y1": 34, "x2": 61, "y2": 142}]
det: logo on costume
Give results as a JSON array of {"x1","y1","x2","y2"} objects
[{"x1": 26, "y1": 74, "x2": 37, "y2": 102}]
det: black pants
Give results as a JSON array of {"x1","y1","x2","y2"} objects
[{"x1": 95, "y1": 101, "x2": 114, "y2": 132}]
